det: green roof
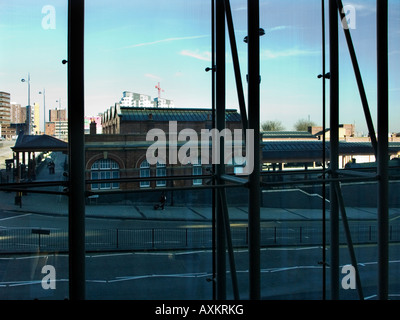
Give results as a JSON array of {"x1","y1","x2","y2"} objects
[
  {"x1": 119, "y1": 107, "x2": 241, "y2": 122},
  {"x1": 262, "y1": 131, "x2": 315, "y2": 138}
]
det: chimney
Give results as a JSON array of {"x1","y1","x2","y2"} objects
[{"x1": 90, "y1": 119, "x2": 97, "y2": 135}]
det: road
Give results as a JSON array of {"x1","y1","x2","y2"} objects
[
  {"x1": 1, "y1": 243, "x2": 400, "y2": 300},
  {"x1": 1, "y1": 208, "x2": 400, "y2": 300}
]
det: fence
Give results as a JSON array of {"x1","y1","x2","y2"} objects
[{"x1": 1, "y1": 223, "x2": 400, "y2": 253}]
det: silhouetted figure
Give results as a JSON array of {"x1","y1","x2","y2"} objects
[
  {"x1": 48, "y1": 161, "x2": 55, "y2": 174},
  {"x1": 154, "y1": 192, "x2": 166, "y2": 210}
]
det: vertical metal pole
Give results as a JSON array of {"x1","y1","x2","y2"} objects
[
  {"x1": 26, "y1": 73, "x2": 31, "y2": 135},
  {"x1": 43, "y1": 89, "x2": 46, "y2": 134},
  {"x1": 377, "y1": 0, "x2": 389, "y2": 300},
  {"x1": 329, "y1": 0, "x2": 340, "y2": 300},
  {"x1": 320, "y1": 0, "x2": 327, "y2": 300},
  {"x1": 248, "y1": 0, "x2": 261, "y2": 300},
  {"x1": 215, "y1": 0, "x2": 226, "y2": 300},
  {"x1": 211, "y1": 0, "x2": 217, "y2": 301},
  {"x1": 68, "y1": 0, "x2": 86, "y2": 300}
]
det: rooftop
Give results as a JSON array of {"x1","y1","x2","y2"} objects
[
  {"x1": 12, "y1": 132, "x2": 68, "y2": 152},
  {"x1": 118, "y1": 107, "x2": 242, "y2": 122}
]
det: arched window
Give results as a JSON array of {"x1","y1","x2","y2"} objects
[
  {"x1": 91, "y1": 158, "x2": 119, "y2": 190},
  {"x1": 140, "y1": 159, "x2": 150, "y2": 188},
  {"x1": 192, "y1": 159, "x2": 202, "y2": 185},
  {"x1": 156, "y1": 162, "x2": 166, "y2": 187}
]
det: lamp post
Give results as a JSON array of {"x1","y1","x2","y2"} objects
[
  {"x1": 21, "y1": 73, "x2": 31, "y2": 134},
  {"x1": 39, "y1": 89, "x2": 46, "y2": 134}
]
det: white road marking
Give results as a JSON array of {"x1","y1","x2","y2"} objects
[{"x1": 0, "y1": 213, "x2": 31, "y2": 222}]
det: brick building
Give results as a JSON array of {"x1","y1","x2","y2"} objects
[
  {"x1": 85, "y1": 106, "x2": 244, "y2": 194},
  {"x1": 46, "y1": 108, "x2": 68, "y2": 141}
]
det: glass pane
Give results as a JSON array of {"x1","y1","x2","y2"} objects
[
  {"x1": 258, "y1": 0, "x2": 323, "y2": 300},
  {"x1": 0, "y1": 0, "x2": 68, "y2": 299},
  {"x1": 84, "y1": 0, "x2": 212, "y2": 299}
]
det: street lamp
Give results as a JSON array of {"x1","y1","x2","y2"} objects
[
  {"x1": 21, "y1": 73, "x2": 31, "y2": 134},
  {"x1": 39, "y1": 89, "x2": 46, "y2": 134}
]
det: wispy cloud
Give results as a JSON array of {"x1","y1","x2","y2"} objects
[
  {"x1": 174, "y1": 71, "x2": 184, "y2": 77},
  {"x1": 180, "y1": 49, "x2": 211, "y2": 61},
  {"x1": 261, "y1": 48, "x2": 320, "y2": 60},
  {"x1": 266, "y1": 25, "x2": 291, "y2": 33},
  {"x1": 144, "y1": 73, "x2": 162, "y2": 80},
  {"x1": 344, "y1": 2, "x2": 376, "y2": 16},
  {"x1": 123, "y1": 35, "x2": 208, "y2": 49}
]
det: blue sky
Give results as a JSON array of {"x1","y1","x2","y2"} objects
[{"x1": 0, "y1": 0, "x2": 399, "y2": 135}]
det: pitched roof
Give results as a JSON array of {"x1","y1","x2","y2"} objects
[
  {"x1": 262, "y1": 141, "x2": 400, "y2": 162},
  {"x1": 118, "y1": 107, "x2": 242, "y2": 122},
  {"x1": 12, "y1": 132, "x2": 68, "y2": 152},
  {"x1": 262, "y1": 131, "x2": 316, "y2": 139}
]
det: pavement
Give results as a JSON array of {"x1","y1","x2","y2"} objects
[{"x1": 1, "y1": 152, "x2": 400, "y2": 222}]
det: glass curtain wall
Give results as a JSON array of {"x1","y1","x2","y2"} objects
[{"x1": 0, "y1": 0, "x2": 399, "y2": 301}]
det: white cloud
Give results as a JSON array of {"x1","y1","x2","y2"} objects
[
  {"x1": 261, "y1": 48, "x2": 320, "y2": 59},
  {"x1": 266, "y1": 25, "x2": 291, "y2": 33},
  {"x1": 343, "y1": 2, "x2": 376, "y2": 16},
  {"x1": 180, "y1": 49, "x2": 211, "y2": 61},
  {"x1": 144, "y1": 73, "x2": 162, "y2": 80},
  {"x1": 123, "y1": 35, "x2": 208, "y2": 49}
]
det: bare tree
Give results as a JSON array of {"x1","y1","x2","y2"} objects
[
  {"x1": 261, "y1": 120, "x2": 285, "y2": 131},
  {"x1": 294, "y1": 118, "x2": 316, "y2": 132}
]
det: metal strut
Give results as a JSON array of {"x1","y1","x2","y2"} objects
[
  {"x1": 336, "y1": 0, "x2": 377, "y2": 157},
  {"x1": 223, "y1": 0, "x2": 248, "y2": 132},
  {"x1": 218, "y1": 188, "x2": 240, "y2": 300},
  {"x1": 333, "y1": 182, "x2": 364, "y2": 300}
]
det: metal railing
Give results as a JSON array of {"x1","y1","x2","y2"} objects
[{"x1": 1, "y1": 223, "x2": 399, "y2": 254}]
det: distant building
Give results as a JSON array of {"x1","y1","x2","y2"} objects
[
  {"x1": 101, "y1": 105, "x2": 241, "y2": 135},
  {"x1": 84, "y1": 106, "x2": 243, "y2": 194},
  {"x1": 84, "y1": 116, "x2": 102, "y2": 134},
  {"x1": 119, "y1": 91, "x2": 174, "y2": 108},
  {"x1": 46, "y1": 108, "x2": 68, "y2": 141},
  {"x1": 260, "y1": 124, "x2": 400, "y2": 170},
  {"x1": 49, "y1": 108, "x2": 67, "y2": 122},
  {"x1": 54, "y1": 121, "x2": 68, "y2": 141},
  {"x1": 312, "y1": 124, "x2": 355, "y2": 140},
  {"x1": 119, "y1": 91, "x2": 153, "y2": 108},
  {"x1": 0, "y1": 91, "x2": 15, "y2": 140},
  {"x1": 45, "y1": 122, "x2": 55, "y2": 137},
  {"x1": 154, "y1": 97, "x2": 174, "y2": 108},
  {"x1": 10, "y1": 103, "x2": 25, "y2": 124}
]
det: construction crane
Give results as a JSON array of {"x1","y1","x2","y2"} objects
[{"x1": 155, "y1": 82, "x2": 164, "y2": 107}]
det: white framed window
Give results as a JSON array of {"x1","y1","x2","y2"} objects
[
  {"x1": 156, "y1": 162, "x2": 166, "y2": 187},
  {"x1": 140, "y1": 159, "x2": 150, "y2": 188},
  {"x1": 91, "y1": 159, "x2": 119, "y2": 190},
  {"x1": 192, "y1": 159, "x2": 202, "y2": 185}
]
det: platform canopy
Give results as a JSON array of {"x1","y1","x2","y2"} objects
[{"x1": 12, "y1": 132, "x2": 68, "y2": 153}]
